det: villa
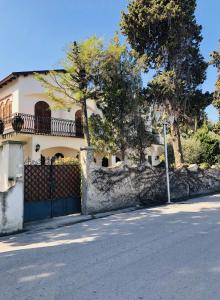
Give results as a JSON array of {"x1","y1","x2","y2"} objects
[{"x1": 0, "y1": 70, "x2": 163, "y2": 167}]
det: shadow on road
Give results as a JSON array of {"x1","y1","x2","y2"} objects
[{"x1": 1, "y1": 194, "x2": 220, "y2": 299}]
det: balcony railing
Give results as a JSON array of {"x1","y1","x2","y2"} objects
[{"x1": 2, "y1": 113, "x2": 84, "y2": 138}]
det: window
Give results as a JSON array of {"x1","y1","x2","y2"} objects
[
  {"x1": 75, "y1": 110, "x2": 83, "y2": 136},
  {"x1": 35, "y1": 101, "x2": 51, "y2": 133},
  {"x1": 0, "y1": 102, "x2": 3, "y2": 119},
  {"x1": 0, "y1": 99, "x2": 12, "y2": 120},
  {"x1": 4, "y1": 100, "x2": 12, "y2": 119}
]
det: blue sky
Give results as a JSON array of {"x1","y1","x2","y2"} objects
[{"x1": 0, "y1": 0, "x2": 219, "y2": 121}]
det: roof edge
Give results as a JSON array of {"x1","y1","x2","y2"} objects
[{"x1": 0, "y1": 69, "x2": 65, "y2": 89}]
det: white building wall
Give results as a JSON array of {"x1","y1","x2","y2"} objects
[
  {"x1": 0, "y1": 142, "x2": 24, "y2": 235},
  {"x1": 17, "y1": 75, "x2": 100, "y2": 119},
  {"x1": 30, "y1": 135, "x2": 87, "y2": 161},
  {"x1": 0, "y1": 80, "x2": 19, "y2": 114}
]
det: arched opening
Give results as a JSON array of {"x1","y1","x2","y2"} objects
[
  {"x1": 0, "y1": 102, "x2": 3, "y2": 120},
  {"x1": 3, "y1": 100, "x2": 12, "y2": 120},
  {"x1": 116, "y1": 157, "x2": 121, "y2": 163},
  {"x1": 75, "y1": 110, "x2": 83, "y2": 137},
  {"x1": 102, "y1": 157, "x2": 109, "y2": 167},
  {"x1": 41, "y1": 147, "x2": 79, "y2": 160},
  {"x1": 35, "y1": 101, "x2": 51, "y2": 133},
  {"x1": 0, "y1": 99, "x2": 12, "y2": 129},
  {"x1": 51, "y1": 153, "x2": 65, "y2": 165},
  {"x1": 54, "y1": 153, "x2": 64, "y2": 159}
]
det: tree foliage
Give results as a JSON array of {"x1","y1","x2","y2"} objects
[
  {"x1": 183, "y1": 125, "x2": 220, "y2": 165},
  {"x1": 182, "y1": 137, "x2": 203, "y2": 164},
  {"x1": 210, "y1": 42, "x2": 220, "y2": 116},
  {"x1": 183, "y1": 90, "x2": 213, "y2": 131},
  {"x1": 121, "y1": 0, "x2": 208, "y2": 167},
  {"x1": 89, "y1": 40, "x2": 153, "y2": 162},
  {"x1": 36, "y1": 36, "x2": 105, "y2": 146}
]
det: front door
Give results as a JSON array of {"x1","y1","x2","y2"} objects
[{"x1": 35, "y1": 101, "x2": 51, "y2": 134}]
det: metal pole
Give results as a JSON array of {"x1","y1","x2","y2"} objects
[{"x1": 163, "y1": 122, "x2": 171, "y2": 204}]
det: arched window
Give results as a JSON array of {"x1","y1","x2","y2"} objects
[
  {"x1": 0, "y1": 102, "x2": 3, "y2": 119},
  {"x1": 8, "y1": 101, "x2": 12, "y2": 118},
  {"x1": 35, "y1": 101, "x2": 51, "y2": 133},
  {"x1": 1, "y1": 100, "x2": 12, "y2": 120},
  {"x1": 102, "y1": 157, "x2": 109, "y2": 167},
  {"x1": 75, "y1": 110, "x2": 83, "y2": 137}
]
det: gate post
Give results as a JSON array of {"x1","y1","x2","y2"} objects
[
  {"x1": 0, "y1": 141, "x2": 24, "y2": 235},
  {"x1": 80, "y1": 146, "x2": 94, "y2": 215}
]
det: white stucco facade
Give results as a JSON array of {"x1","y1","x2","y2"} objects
[{"x1": 0, "y1": 141, "x2": 24, "y2": 234}]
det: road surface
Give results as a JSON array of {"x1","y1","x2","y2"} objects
[{"x1": 1, "y1": 195, "x2": 220, "y2": 300}]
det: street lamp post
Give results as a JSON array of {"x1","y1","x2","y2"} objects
[
  {"x1": 154, "y1": 109, "x2": 174, "y2": 204},
  {"x1": 163, "y1": 122, "x2": 171, "y2": 204}
]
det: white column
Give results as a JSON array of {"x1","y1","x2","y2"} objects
[
  {"x1": 0, "y1": 141, "x2": 24, "y2": 234},
  {"x1": 31, "y1": 137, "x2": 41, "y2": 161},
  {"x1": 80, "y1": 146, "x2": 94, "y2": 214},
  {"x1": 109, "y1": 155, "x2": 116, "y2": 166}
]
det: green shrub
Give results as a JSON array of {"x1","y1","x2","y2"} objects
[
  {"x1": 199, "y1": 162, "x2": 210, "y2": 170},
  {"x1": 182, "y1": 137, "x2": 202, "y2": 164},
  {"x1": 182, "y1": 125, "x2": 220, "y2": 166},
  {"x1": 200, "y1": 137, "x2": 219, "y2": 165},
  {"x1": 195, "y1": 126, "x2": 220, "y2": 165},
  {"x1": 54, "y1": 157, "x2": 79, "y2": 165}
]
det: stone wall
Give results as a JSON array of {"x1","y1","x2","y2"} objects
[{"x1": 81, "y1": 148, "x2": 220, "y2": 214}]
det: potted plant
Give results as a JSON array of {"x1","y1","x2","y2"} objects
[{"x1": 12, "y1": 115, "x2": 24, "y2": 132}]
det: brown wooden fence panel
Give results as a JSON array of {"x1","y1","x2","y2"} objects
[
  {"x1": 52, "y1": 165, "x2": 81, "y2": 199},
  {"x1": 24, "y1": 165, "x2": 51, "y2": 202}
]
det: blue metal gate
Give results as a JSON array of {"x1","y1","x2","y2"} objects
[{"x1": 24, "y1": 164, "x2": 81, "y2": 222}]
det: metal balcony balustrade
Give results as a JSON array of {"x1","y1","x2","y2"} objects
[{"x1": 2, "y1": 113, "x2": 84, "y2": 138}]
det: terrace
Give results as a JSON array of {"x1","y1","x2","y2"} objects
[{"x1": 1, "y1": 113, "x2": 84, "y2": 138}]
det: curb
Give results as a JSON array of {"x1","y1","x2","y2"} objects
[{"x1": 23, "y1": 206, "x2": 142, "y2": 233}]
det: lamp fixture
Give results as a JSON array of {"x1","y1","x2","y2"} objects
[{"x1": 35, "y1": 144, "x2": 40, "y2": 152}]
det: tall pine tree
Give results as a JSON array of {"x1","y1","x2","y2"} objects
[
  {"x1": 121, "y1": 0, "x2": 207, "y2": 167},
  {"x1": 36, "y1": 36, "x2": 105, "y2": 146},
  {"x1": 210, "y1": 43, "x2": 220, "y2": 119}
]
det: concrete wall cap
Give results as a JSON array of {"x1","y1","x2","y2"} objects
[
  {"x1": 1, "y1": 140, "x2": 27, "y2": 146},
  {"x1": 80, "y1": 146, "x2": 95, "y2": 151}
]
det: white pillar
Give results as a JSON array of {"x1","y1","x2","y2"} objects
[
  {"x1": 0, "y1": 141, "x2": 24, "y2": 235},
  {"x1": 80, "y1": 147, "x2": 94, "y2": 215},
  {"x1": 109, "y1": 155, "x2": 116, "y2": 166},
  {"x1": 31, "y1": 137, "x2": 41, "y2": 161},
  {"x1": 95, "y1": 154, "x2": 102, "y2": 166}
]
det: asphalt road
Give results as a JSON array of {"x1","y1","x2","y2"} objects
[{"x1": 1, "y1": 195, "x2": 220, "y2": 300}]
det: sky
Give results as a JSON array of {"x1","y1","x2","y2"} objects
[{"x1": 0, "y1": 0, "x2": 219, "y2": 121}]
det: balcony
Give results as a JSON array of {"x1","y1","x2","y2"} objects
[{"x1": 1, "y1": 113, "x2": 84, "y2": 138}]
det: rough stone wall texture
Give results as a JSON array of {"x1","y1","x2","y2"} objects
[
  {"x1": 0, "y1": 141, "x2": 24, "y2": 235},
  {"x1": 0, "y1": 181, "x2": 24, "y2": 235},
  {"x1": 85, "y1": 163, "x2": 220, "y2": 214}
]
